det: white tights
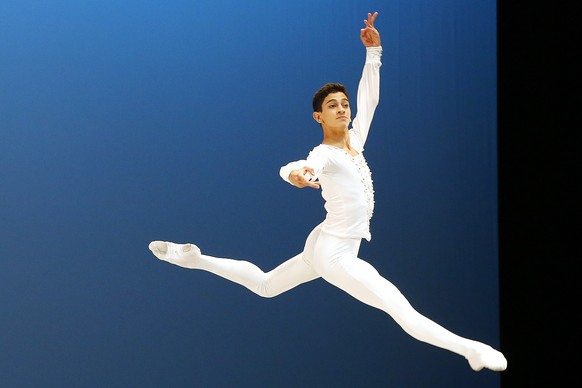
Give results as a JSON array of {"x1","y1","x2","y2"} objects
[{"x1": 149, "y1": 223, "x2": 507, "y2": 372}]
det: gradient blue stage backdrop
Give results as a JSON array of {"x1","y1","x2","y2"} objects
[{"x1": 0, "y1": 1, "x2": 500, "y2": 387}]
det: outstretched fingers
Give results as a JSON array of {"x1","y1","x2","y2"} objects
[{"x1": 364, "y1": 11, "x2": 378, "y2": 28}]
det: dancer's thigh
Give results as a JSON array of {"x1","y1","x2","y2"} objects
[
  {"x1": 265, "y1": 253, "x2": 319, "y2": 296},
  {"x1": 311, "y1": 231, "x2": 405, "y2": 312},
  {"x1": 302, "y1": 222, "x2": 324, "y2": 266},
  {"x1": 262, "y1": 223, "x2": 324, "y2": 296}
]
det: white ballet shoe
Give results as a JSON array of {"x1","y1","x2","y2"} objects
[
  {"x1": 148, "y1": 241, "x2": 201, "y2": 269},
  {"x1": 466, "y1": 344, "x2": 508, "y2": 372}
]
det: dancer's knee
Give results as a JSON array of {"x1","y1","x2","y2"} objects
[
  {"x1": 250, "y1": 274, "x2": 283, "y2": 298},
  {"x1": 253, "y1": 272, "x2": 306, "y2": 298},
  {"x1": 256, "y1": 287, "x2": 280, "y2": 298},
  {"x1": 254, "y1": 279, "x2": 277, "y2": 298}
]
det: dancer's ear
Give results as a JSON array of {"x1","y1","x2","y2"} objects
[{"x1": 313, "y1": 112, "x2": 322, "y2": 123}]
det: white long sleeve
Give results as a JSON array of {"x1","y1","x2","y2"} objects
[{"x1": 350, "y1": 46, "x2": 382, "y2": 152}]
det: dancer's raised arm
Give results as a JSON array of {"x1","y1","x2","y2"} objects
[{"x1": 350, "y1": 12, "x2": 382, "y2": 151}]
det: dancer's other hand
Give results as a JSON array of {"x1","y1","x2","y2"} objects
[{"x1": 289, "y1": 167, "x2": 320, "y2": 189}]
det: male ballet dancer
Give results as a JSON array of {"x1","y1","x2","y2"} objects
[{"x1": 149, "y1": 12, "x2": 507, "y2": 372}]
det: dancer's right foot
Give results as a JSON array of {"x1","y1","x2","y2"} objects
[
  {"x1": 466, "y1": 343, "x2": 508, "y2": 372},
  {"x1": 148, "y1": 241, "x2": 201, "y2": 269}
]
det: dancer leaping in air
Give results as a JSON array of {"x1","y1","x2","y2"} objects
[{"x1": 149, "y1": 12, "x2": 507, "y2": 372}]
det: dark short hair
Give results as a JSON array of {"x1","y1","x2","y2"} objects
[{"x1": 312, "y1": 83, "x2": 349, "y2": 112}]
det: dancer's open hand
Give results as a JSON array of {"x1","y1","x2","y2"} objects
[
  {"x1": 289, "y1": 167, "x2": 320, "y2": 189},
  {"x1": 360, "y1": 12, "x2": 381, "y2": 47}
]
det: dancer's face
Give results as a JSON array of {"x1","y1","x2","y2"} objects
[{"x1": 313, "y1": 92, "x2": 351, "y2": 129}]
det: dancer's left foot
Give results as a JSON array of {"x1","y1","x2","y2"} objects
[
  {"x1": 466, "y1": 343, "x2": 507, "y2": 372},
  {"x1": 149, "y1": 241, "x2": 201, "y2": 269}
]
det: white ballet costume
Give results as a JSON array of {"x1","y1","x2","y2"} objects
[{"x1": 149, "y1": 46, "x2": 507, "y2": 372}]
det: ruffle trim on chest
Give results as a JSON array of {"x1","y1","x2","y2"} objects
[{"x1": 352, "y1": 153, "x2": 375, "y2": 219}]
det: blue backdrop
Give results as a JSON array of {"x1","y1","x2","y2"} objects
[{"x1": 0, "y1": 1, "x2": 499, "y2": 387}]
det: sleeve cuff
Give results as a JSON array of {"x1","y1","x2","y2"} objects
[
  {"x1": 365, "y1": 46, "x2": 382, "y2": 64},
  {"x1": 280, "y1": 160, "x2": 306, "y2": 183}
]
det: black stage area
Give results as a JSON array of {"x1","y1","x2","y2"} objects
[{"x1": 498, "y1": 1, "x2": 578, "y2": 386}]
